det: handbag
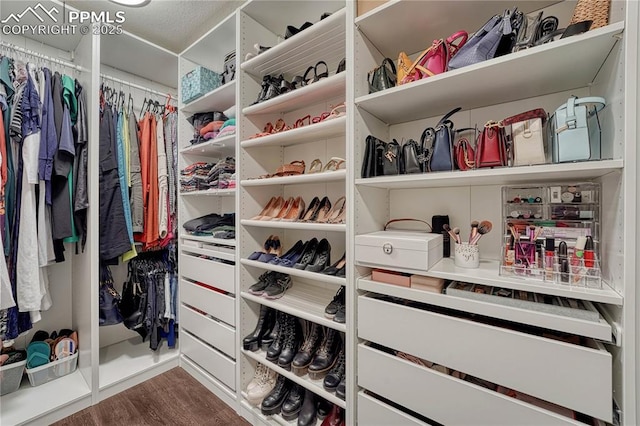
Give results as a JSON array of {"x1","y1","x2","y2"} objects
[
  {"x1": 383, "y1": 139, "x2": 401, "y2": 175},
  {"x1": 448, "y1": 12, "x2": 505, "y2": 70},
  {"x1": 475, "y1": 121, "x2": 508, "y2": 168},
  {"x1": 500, "y1": 108, "x2": 547, "y2": 166},
  {"x1": 550, "y1": 97, "x2": 605, "y2": 163},
  {"x1": 454, "y1": 128, "x2": 477, "y2": 171},
  {"x1": 368, "y1": 58, "x2": 397, "y2": 93},
  {"x1": 99, "y1": 265, "x2": 123, "y2": 327},
  {"x1": 495, "y1": 9, "x2": 523, "y2": 57},
  {"x1": 423, "y1": 107, "x2": 461, "y2": 172},
  {"x1": 398, "y1": 31, "x2": 468, "y2": 85},
  {"x1": 401, "y1": 139, "x2": 423, "y2": 174},
  {"x1": 119, "y1": 264, "x2": 148, "y2": 339},
  {"x1": 361, "y1": 135, "x2": 387, "y2": 178}
]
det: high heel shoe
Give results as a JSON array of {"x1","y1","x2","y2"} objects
[
  {"x1": 248, "y1": 235, "x2": 274, "y2": 260},
  {"x1": 279, "y1": 239, "x2": 308, "y2": 267},
  {"x1": 309, "y1": 196, "x2": 332, "y2": 222},
  {"x1": 251, "y1": 196, "x2": 281, "y2": 220},
  {"x1": 293, "y1": 238, "x2": 319, "y2": 270},
  {"x1": 300, "y1": 197, "x2": 320, "y2": 222},
  {"x1": 305, "y1": 238, "x2": 331, "y2": 272},
  {"x1": 269, "y1": 240, "x2": 304, "y2": 265},
  {"x1": 281, "y1": 196, "x2": 306, "y2": 221},
  {"x1": 322, "y1": 253, "x2": 345, "y2": 275},
  {"x1": 272, "y1": 197, "x2": 295, "y2": 221},
  {"x1": 258, "y1": 236, "x2": 281, "y2": 262},
  {"x1": 322, "y1": 157, "x2": 345, "y2": 172},
  {"x1": 320, "y1": 196, "x2": 345, "y2": 224}
]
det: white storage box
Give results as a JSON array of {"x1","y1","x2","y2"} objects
[
  {"x1": 26, "y1": 351, "x2": 78, "y2": 387},
  {"x1": 0, "y1": 360, "x2": 26, "y2": 395},
  {"x1": 356, "y1": 230, "x2": 443, "y2": 273}
]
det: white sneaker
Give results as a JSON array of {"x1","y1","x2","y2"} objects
[{"x1": 246, "y1": 365, "x2": 277, "y2": 406}]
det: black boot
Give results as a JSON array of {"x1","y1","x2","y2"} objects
[
  {"x1": 308, "y1": 329, "x2": 342, "y2": 380},
  {"x1": 261, "y1": 308, "x2": 281, "y2": 350},
  {"x1": 243, "y1": 305, "x2": 274, "y2": 351},
  {"x1": 266, "y1": 312, "x2": 288, "y2": 361},
  {"x1": 260, "y1": 375, "x2": 292, "y2": 415},
  {"x1": 323, "y1": 347, "x2": 345, "y2": 391},
  {"x1": 281, "y1": 383, "x2": 305, "y2": 421},
  {"x1": 292, "y1": 321, "x2": 323, "y2": 375},
  {"x1": 297, "y1": 390, "x2": 317, "y2": 426},
  {"x1": 278, "y1": 315, "x2": 303, "y2": 370}
]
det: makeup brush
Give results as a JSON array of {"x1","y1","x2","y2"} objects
[
  {"x1": 470, "y1": 220, "x2": 479, "y2": 243},
  {"x1": 443, "y1": 224, "x2": 458, "y2": 242},
  {"x1": 453, "y1": 227, "x2": 461, "y2": 244},
  {"x1": 472, "y1": 220, "x2": 493, "y2": 245}
]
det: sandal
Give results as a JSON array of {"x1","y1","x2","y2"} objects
[
  {"x1": 249, "y1": 122, "x2": 274, "y2": 139},
  {"x1": 312, "y1": 61, "x2": 329, "y2": 83},
  {"x1": 273, "y1": 118, "x2": 290, "y2": 133},
  {"x1": 308, "y1": 159, "x2": 323, "y2": 173},
  {"x1": 324, "y1": 103, "x2": 346, "y2": 121},
  {"x1": 275, "y1": 160, "x2": 306, "y2": 176},
  {"x1": 294, "y1": 115, "x2": 311, "y2": 129},
  {"x1": 312, "y1": 111, "x2": 330, "y2": 123},
  {"x1": 323, "y1": 157, "x2": 346, "y2": 172}
]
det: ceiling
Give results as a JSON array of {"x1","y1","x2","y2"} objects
[{"x1": 64, "y1": 0, "x2": 244, "y2": 53}]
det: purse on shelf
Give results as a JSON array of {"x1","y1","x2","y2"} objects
[
  {"x1": 119, "y1": 264, "x2": 148, "y2": 339},
  {"x1": 454, "y1": 127, "x2": 477, "y2": 171},
  {"x1": 368, "y1": 58, "x2": 397, "y2": 93},
  {"x1": 448, "y1": 12, "x2": 506, "y2": 70},
  {"x1": 500, "y1": 108, "x2": 548, "y2": 166},
  {"x1": 550, "y1": 96, "x2": 606, "y2": 163},
  {"x1": 495, "y1": 8, "x2": 524, "y2": 57},
  {"x1": 422, "y1": 107, "x2": 461, "y2": 172},
  {"x1": 383, "y1": 139, "x2": 402, "y2": 175},
  {"x1": 475, "y1": 120, "x2": 508, "y2": 168},
  {"x1": 99, "y1": 265, "x2": 123, "y2": 327},
  {"x1": 398, "y1": 31, "x2": 468, "y2": 85},
  {"x1": 361, "y1": 135, "x2": 387, "y2": 178},
  {"x1": 401, "y1": 139, "x2": 424, "y2": 174}
]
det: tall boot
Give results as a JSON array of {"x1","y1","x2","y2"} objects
[
  {"x1": 308, "y1": 329, "x2": 342, "y2": 380},
  {"x1": 261, "y1": 308, "x2": 281, "y2": 350},
  {"x1": 278, "y1": 315, "x2": 303, "y2": 370},
  {"x1": 292, "y1": 321, "x2": 323, "y2": 375},
  {"x1": 243, "y1": 305, "x2": 274, "y2": 351},
  {"x1": 266, "y1": 312, "x2": 289, "y2": 361}
]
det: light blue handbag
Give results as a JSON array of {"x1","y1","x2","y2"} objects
[{"x1": 551, "y1": 97, "x2": 606, "y2": 163}]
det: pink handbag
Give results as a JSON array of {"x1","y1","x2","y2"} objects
[{"x1": 399, "y1": 31, "x2": 468, "y2": 85}]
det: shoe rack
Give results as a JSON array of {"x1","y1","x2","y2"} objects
[
  {"x1": 236, "y1": 1, "x2": 350, "y2": 424},
  {"x1": 177, "y1": 11, "x2": 239, "y2": 409},
  {"x1": 352, "y1": 1, "x2": 635, "y2": 425}
]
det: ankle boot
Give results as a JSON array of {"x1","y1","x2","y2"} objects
[
  {"x1": 316, "y1": 397, "x2": 332, "y2": 419},
  {"x1": 323, "y1": 347, "x2": 345, "y2": 391},
  {"x1": 292, "y1": 322, "x2": 323, "y2": 375},
  {"x1": 243, "y1": 305, "x2": 275, "y2": 351},
  {"x1": 266, "y1": 312, "x2": 288, "y2": 361},
  {"x1": 297, "y1": 390, "x2": 317, "y2": 426},
  {"x1": 281, "y1": 383, "x2": 305, "y2": 421},
  {"x1": 278, "y1": 315, "x2": 303, "y2": 370},
  {"x1": 261, "y1": 309, "x2": 281, "y2": 350},
  {"x1": 260, "y1": 375, "x2": 292, "y2": 416},
  {"x1": 308, "y1": 329, "x2": 342, "y2": 380},
  {"x1": 321, "y1": 404, "x2": 344, "y2": 426}
]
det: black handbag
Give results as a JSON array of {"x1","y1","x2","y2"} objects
[
  {"x1": 423, "y1": 107, "x2": 461, "y2": 172},
  {"x1": 401, "y1": 139, "x2": 423, "y2": 174},
  {"x1": 361, "y1": 135, "x2": 387, "y2": 178},
  {"x1": 118, "y1": 264, "x2": 148, "y2": 339},
  {"x1": 368, "y1": 58, "x2": 396, "y2": 94},
  {"x1": 383, "y1": 139, "x2": 401, "y2": 175},
  {"x1": 99, "y1": 265, "x2": 123, "y2": 326}
]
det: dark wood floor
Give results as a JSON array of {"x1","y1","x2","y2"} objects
[{"x1": 53, "y1": 367, "x2": 250, "y2": 426}]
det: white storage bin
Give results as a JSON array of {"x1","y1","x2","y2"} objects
[
  {"x1": 26, "y1": 351, "x2": 78, "y2": 387},
  {"x1": 0, "y1": 360, "x2": 26, "y2": 395}
]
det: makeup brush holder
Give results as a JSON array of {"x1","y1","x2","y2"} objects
[{"x1": 454, "y1": 243, "x2": 480, "y2": 269}]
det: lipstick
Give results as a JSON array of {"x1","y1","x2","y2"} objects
[
  {"x1": 584, "y1": 236, "x2": 595, "y2": 268},
  {"x1": 545, "y1": 238, "x2": 555, "y2": 280}
]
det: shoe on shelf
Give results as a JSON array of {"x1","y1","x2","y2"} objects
[
  {"x1": 321, "y1": 253, "x2": 346, "y2": 275},
  {"x1": 278, "y1": 315, "x2": 303, "y2": 370},
  {"x1": 266, "y1": 311, "x2": 288, "y2": 361},
  {"x1": 248, "y1": 271, "x2": 277, "y2": 295},
  {"x1": 292, "y1": 66, "x2": 314, "y2": 89},
  {"x1": 305, "y1": 238, "x2": 331, "y2": 272},
  {"x1": 281, "y1": 196, "x2": 306, "y2": 222},
  {"x1": 269, "y1": 239, "x2": 304, "y2": 266},
  {"x1": 336, "y1": 378, "x2": 346, "y2": 400},
  {"x1": 251, "y1": 196, "x2": 283, "y2": 220},
  {"x1": 261, "y1": 309, "x2": 281, "y2": 351},
  {"x1": 292, "y1": 321, "x2": 323, "y2": 375},
  {"x1": 316, "y1": 397, "x2": 332, "y2": 420},
  {"x1": 281, "y1": 383, "x2": 306, "y2": 421},
  {"x1": 333, "y1": 304, "x2": 345, "y2": 324},
  {"x1": 336, "y1": 57, "x2": 345, "y2": 73},
  {"x1": 260, "y1": 375, "x2": 293, "y2": 416},
  {"x1": 285, "y1": 21, "x2": 313, "y2": 39},
  {"x1": 300, "y1": 197, "x2": 320, "y2": 222},
  {"x1": 321, "y1": 404, "x2": 345, "y2": 426},
  {"x1": 323, "y1": 347, "x2": 345, "y2": 392},
  {"x1": 297, "y1": 389, "x2": 317, "y2": 426},
  {"x1": 246, "y1": 363, "x2": 277, "y2": 406},
  {"x1": 307, "y1": 196, "x2": 332, "y2": 222},
  {"x1": 319, "y1": 196, "x2": 345, "y2": 224},
  {"x1": 248, "y1": 235, "x2": 273, "y2": 260},
  {"x1": 262, "y1": 273, "x2": 292, "y2": 299},
  {"x1": 324, "y1": 287, "x2": 345, "y2": 319},
  {"x1": 293, "y1": 238, "x2": 319, "y2": 270},
  {"x1": 257, "y1": 236, "x2": 281, "y2": 262},
  {"x1": 272, "y1": 197, "x2": 296, "y2": 221},
  {"x1": 243, "y1": 304, "x2": 276, "y2": 351},
  {"x1": 308, "y1": 329, "x2": 342, "y2": 380}
]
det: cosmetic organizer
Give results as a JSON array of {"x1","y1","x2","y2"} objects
[{"x1": 499, "y1": 183, "x2": 601, "y2": 288}]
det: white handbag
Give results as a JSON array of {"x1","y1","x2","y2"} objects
[
  {"x1": 551, "y1": 96, "x2": 606, "y2": 163},
  {"x1": 500, "y1": 108, "x2": 548, "y2": 166}
]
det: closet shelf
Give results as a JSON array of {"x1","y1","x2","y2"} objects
[
  {"x1": 355, "y1": 22, "x2": 624, "y2": 124},
  {"x1": 358, "y1": 277, "x2": 612, "y2": 341},
  {"x1": 180, "y1": 188, "x2": 236, "y2": 197},
  {"x1": 241, "y1": 116, "x2": 346, "y2": 149},
  {"x1": 179, "y1": 134, "x2": 236, "y2": 157},
  {"x1": 241, "y1": 219, "x2": 346, "y2": 233},
  {"x1": 242, "y1": 350, "x2": 347, "y2": 409},
  {"x1": 355, "y1": 0, "x2": 560, "y2": 59},
  {"x1": 243, "y1": 73, "x2": 346, "y2": 116},
  {"x1": 241, "y1": 282, "x2": 346, "y2": 333},
  {"x1": 242, "y1": 169, "x2": 346, "y2": 187},
  {"x1": 241, "y1": 259, "x2": 346, "y2": 286},
  {"x1": 240, "y1": 398, "x2": 322, "y2": 426},
  {"x1": 180, "y1": 234, "x2": 236, "y2": 247},
  {"x1": 241, "y1": 8, "x2": 346, "y2": 79},
  {"x1": 419, "y1": 259, "x2": 623, "y2": 306},
  {"x1": 355, "y1": 159, "x2": 624, "y2": 189},
  {"x1": 0, "y1": 369, "x2": 91, "y2": 426},
  {"x1": 181, "y1": 81, "x2": 236, "y2": 114}
]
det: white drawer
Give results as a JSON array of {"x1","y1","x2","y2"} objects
[
  {"x1": 181, "y1": 305, "x2": 236, "y2": 358},
  {"x1": 358, "y1": 391, "x2": 430, "y2": 426},
  {"x1": 358, "y1": 296, "x2": 611, "y2": 421},
  {"x1": 358, "y1": 345, "x2": 583, "y2": 426},
  {"x1": 181, "y1": 331, "x2": 235, "y2": 391},
  {"x1": 180, "y1": 279, "x2": 235, "y2": 326},
  {"x1": 179, "y1": 253, "x2": 235, "y2": 294}
]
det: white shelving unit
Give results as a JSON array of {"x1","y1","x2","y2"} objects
[
  {"x1": 177, "y1": 9, "x2": 240, "y2": 411},
  {"x1": 351, "y1": 0, "x2": 636, "y2": 425}
]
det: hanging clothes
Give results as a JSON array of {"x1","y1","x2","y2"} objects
[
  {"x1": 73, "y1": 80, "x2": 89, "y2": 252},
  {"x1": 156, "y1": 115, "x2": 168, "y2": 240},
  {"x1": 37, "y1": 68, "x2": 56, "y2": 266},
  {"x1": 128, "y1": 109, "x2": 143, "y2": 234}
]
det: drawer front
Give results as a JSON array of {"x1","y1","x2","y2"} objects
[
  {"x1": 181, "y1": 279, "x2": 235, "y2": 326},
  {"x1": 179, "y1": 253, "x2": 235, "y2": 294},
  {"x1": 181, "y1": 331, "x2": 235, "y2": 391},
  {"x1": 359, "y1": 345, "x2": 581, "y2": 426},
  {"x1": 181, "y1": 305, "x2": 236, "y2": 358},
  {"x1": 358, "y1": 296, "x2": 611, "y2": 421},
  {"x1": 358, "y1": 392, "x2": 430, "y2": 426}
]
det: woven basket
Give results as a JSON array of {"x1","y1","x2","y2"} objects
[{"x1": 570, "y1": 0, "x2": 611, "y2": 30}]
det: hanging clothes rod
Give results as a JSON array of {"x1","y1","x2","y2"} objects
[
  {"x1": 100, "y1": 73, "x2": 177, "y2": 102},
  {"x1": 0, "y1": 41, "x2": 87, "y2": 72}
]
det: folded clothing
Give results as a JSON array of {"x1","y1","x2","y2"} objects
[
  {"x1": 183, "y1": 213, "x2": 235, "y2": 233},
  {"x1": 199, "y1": 120, "x2": 226, "y2": 136}
]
